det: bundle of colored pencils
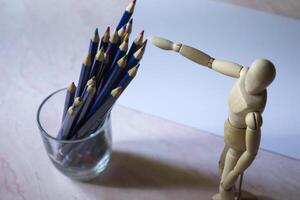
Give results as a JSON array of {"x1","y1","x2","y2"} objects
[{"x1": 58, "y1": 0, "x2": 146, "y2": 140}]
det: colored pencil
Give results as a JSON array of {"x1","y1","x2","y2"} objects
[
  {"x1": 89, "y1": 55, "x2": 127, "y2": 116},
  {"x1": 127, "y1": 30, "x2": 144, "y2": 58},
  {"x1": 126, "y1": 40, "x2": 147, "y2": 70},
  {"x1": 75, "y1": 53, "x2": 92, "y2": 97},
  {"x1": 106, "y1": 31, "x2": 119, "y2": 70},
  {"x1": 100, "y1": 27, "x2": 110, "y2": 51},
  {"x1": 117, "y1": 64, "x2": 139, "y2": 89},
  {"x1": 76, "y1": 87, "x2": 122, "y2": 139},
  {"x1": 116, "y1": 0, "x2": 136, "y2": 30},
  {"x1": 110, "y1": 39, "x2": 128, "y2": 73},
  {"x1": 62, "y1": 82, "x2": 76, "y2": 121},
  {"x1": 117, "y1": 25, "x2": 126, "y2": 41},
  {"x1": 58, "y1": 97, "x2": 83, "y2": 140},
  {"x1": 89, "y1": 28, "x2": 100, "y2": 64},
  {"x1": 125, "y1": 18, "x2": 133, "y2": 36},
  {"x1": 73, "y1": 84, "x2": 97, "y2": 137},
  {"x1": 90, "y1": 47, "x2": 105, "y2": 78}
]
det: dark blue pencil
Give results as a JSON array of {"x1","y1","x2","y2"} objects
[
  {"x1": 90, "y1": 47, "x2": 105, "y2": 78},
  {"x1": 58, "y1": 97, "x2": 83, "y2": 140},
  {"x1": 81, "y1": 77, "x2": 96, "y2": 99},
  {"x1": 89, "y1": 55, "x2": 128, "y2": 116},
  {"x1": 106, "y1": 31, "x2": 119, "y2": 70},
  {"x1": 116, "y1": 0, "x2": 136, "y2": 30},
  {"x1": 89, "y1": 28, "x2": 100, "y2": 64},
  {"x1": 76, "y1": 87, "x2": 123, "y2": 139},
  {"x1": 117, "y1": 25, "x2": 126, "y2": 42},
  {"x1": 127, "y1": 30, "x2": 144, "y2": 58},
  {"x1": 116, "y1": 64, "x2": 139, "y2": 90},
  {"x1": 72, "y1": 84, "x2": 97, "y2": 137},
  {"x1": 75, "y1": 53, "x2": 92, "y2": 97},
  {"x1": 62, "y1": 82, "x2": 76, "y2": 121},
  {"x1": 99, "y1": 27, "x2": 110, "y2": 51},
  {"x1": 126, "y1": 40, "x2": 147, "y2": 70},
  {"x1": 109, "y1": 39, "x2": 128, "y2": 74},
  {"x1": 125, "y1": 18, "x2": 133, "y2": 36},
  {"x1": 95, "y1": 52, "x2": 108, "y2": 91}
]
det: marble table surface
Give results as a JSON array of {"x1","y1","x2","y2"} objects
[{"x1": 0, "y1": 105, "x2": 299, "y2": 200}]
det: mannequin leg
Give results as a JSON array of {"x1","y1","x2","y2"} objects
[
  {"x1": 219, "y1": 144, "x2": 229, "y2": 176},
  {"x1": 212, "y1": 148, "x2": 242, "y2": 200}
]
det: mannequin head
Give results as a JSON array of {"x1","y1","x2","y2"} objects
[{"x1": 245, "y1": 59, "x2": 276, "y2": 95}]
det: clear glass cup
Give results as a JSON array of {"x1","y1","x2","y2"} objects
[{"x1": 37, "y1": 88, "x2": 112, "y2": 181}]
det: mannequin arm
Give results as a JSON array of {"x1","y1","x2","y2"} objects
[
  {"x1": 149, "y1": 36, "x2": 243, "y2": 78},
  {"x1": 221, "y1": 112, "x2": 263, "y2": 190}
]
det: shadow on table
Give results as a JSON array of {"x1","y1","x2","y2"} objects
[
  {"x1": 88, "y1": 150, "x2": 216, "y2": 189},
  {"x1": 257, "y1": 196, "x2": 275, "y2": 200}
]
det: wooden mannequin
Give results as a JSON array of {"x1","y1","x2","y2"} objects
[{"x1": 149, "y1": 36, "x2": 276, "y2": 200}]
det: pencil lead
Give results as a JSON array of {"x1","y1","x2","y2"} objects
[
  {"x1": 140, "y1": 30, "x2": 144, "y2": 36},
  {"x1": 142, "y1": 39, "x2": 148, "y2": 50},
  {"x1": 92, "y1": 28, "x2": 100, "y2": 42},
  {"x1": 129, "y1": 18, "x2": 133, "y2": 24},
  {"x1": 133, "y1": 0, "x2": 136, "y2": 5},
  {"x1": 106, "y1": 26, "x2": 110, "y2": 33},
  {"x1": 111, "y1": 86, "x2": 123, "y2": 97},
  {"x1": 68, "y1": 82, "x2": 76, "y2": 92}
]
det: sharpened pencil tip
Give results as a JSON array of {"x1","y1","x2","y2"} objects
[
  {"x1": 106, "y1": 26, "x2": 110, "y2": 33},
  {"x1": 128, "y1": 64, "x2": 139, "y2": 77},
  {"x1": 140, "y1": 30, "x2": 144, "y2": 35},
  {"x1": 95, "y1": 28, "x2": 99, "y2": 36},
  {"x1": 111, "y1": 86, "x2": 123, "y2": 97},
  {"x1": 133, "y1": 0, "x2": 136, "y2": 4},
  {"x1": 68, "y1": 82, "x2": 76, "y2": 92},
  {"x1": 74, "y1": 97, "x2": 83, "y2": 106},
  {"x1": 117, "y1": 55, "x2": 128, "y2": 68},
  {"x1": 83, "y1": 53, "x2": 92, "y2": 66},
  {"x1": 96, "y1": 48, "x2": 105, "y2": 61}
]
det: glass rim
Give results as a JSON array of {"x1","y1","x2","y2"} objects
[{"x1": 36, "y1": 88, "x2": 109, "y2": 144}]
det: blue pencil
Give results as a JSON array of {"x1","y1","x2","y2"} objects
[
  {"x1": 116, "y1": 0, "x2": 136, "y2": 30},
  {"x1": 125, "y1": 18, "x2": 133, "y2": 36},
  {"x1": 117, "y1": 25, "x2": 126, "y2": 42},
  {"x1": 126, "y1": 40, "x2": 147, "y2": 70},
  {"x1": 116, "y1": 64, "x2": 139, "y2": 90},
  {"x1": 76, "y1": 87, "x2": 123, "y2": 139},
  {"x1": 89, "y1": 28, "x2": 100, "y2": 64},
  {"x1": 75, "y1": 53, "x2": 92, "y2": 97},
  {"x1": 58, "y1": 97, "x2": 83, "y2": 140},
  {"x1": 109, "y1": 38, "x2": 128, "y2": 74},
  {"x1": 62, "y1": 82, "x2": 76, "y2": 121},
  {"x1": 80, "y1": 77, "x2": 96, "y2": 99},
  {"x1": 72, "y1": 84, "x2": 97, "y2": 137},
  {"x1": 127, "y1": 30, "x2": 144, "y2": 58},
  {"x1": 106, "y1": 31, "x2": 119, "y2": 70},
  {"x1": 90, "y1": 47, "x2": 105, "y2": 78},
  {"x1": 99, "y1": 27, "x2": 110, "y2": 51},
  {"x1": 88, "y1": 55, "x2": 128, "y2": 117}
]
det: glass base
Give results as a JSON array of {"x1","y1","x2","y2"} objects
[{"x1": 50, "y1": 150, "x2": 111, "y2": 181}]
